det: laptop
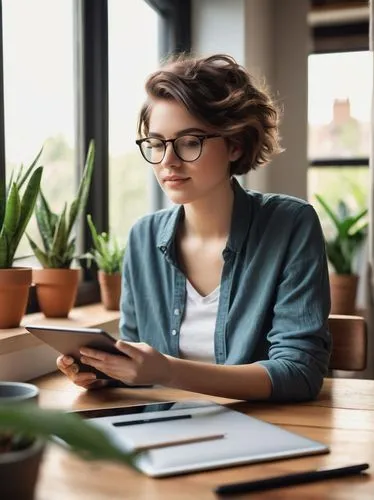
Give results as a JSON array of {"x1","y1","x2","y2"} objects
[{"x1": 75, "y1": 399, "x2": 329, "y2": 477}]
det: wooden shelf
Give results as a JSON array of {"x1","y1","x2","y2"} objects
[{"x1": 0, "y1": 303, "x2": 120, "y2": 355}]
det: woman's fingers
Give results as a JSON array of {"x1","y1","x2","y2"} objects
[{"x1": 56, "y1": 354, "x2": 101, "y2": 388}]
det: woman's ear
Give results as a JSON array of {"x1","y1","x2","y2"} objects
[{"x1": 228, "y1": 141, "x2": 243, "y2": 162}]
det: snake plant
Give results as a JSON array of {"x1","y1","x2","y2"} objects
[
  {"x1": 0, "y1": 150, "x2": 43, "y2": 268},
  {"x1": 0, "y1": 403, "x2": 136, "y2": 466},
  {"x1": 315, "y1": 193, "x2": 368, "y2": 275},
  {"x1": 27, "y1": 140, "x2": 95, "y2": 268},
  {"x1": 82, "y1": 214, "x2": 126, "y2": 274}
]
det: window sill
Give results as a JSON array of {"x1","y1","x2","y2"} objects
[{"x1": 0, "y1": 303, "x2": 121, "y2": 356}]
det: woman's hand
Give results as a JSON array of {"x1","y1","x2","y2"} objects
[
  {"x1": 79, "y1": 341, "x2": 171, "y2": 386},
  {"x1": 56, "y1": 355, "x2": 108, "y2": 390}
]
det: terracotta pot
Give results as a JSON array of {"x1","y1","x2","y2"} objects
[
  {"x1": 32, "y1": 268, "x2": 80, "y2": 318},
  {"x1": 0, "y1": 267, "x2": 32, "y2": 329},
  {"x1": 98, "y1": 271, "x2": 122, "y2": 311},
  {"x1": 0, "y1": 438, "x2": 45, "y2": 500},
  {"x1": 329, "y1": 273, "x2": 358, "y2": 315}
]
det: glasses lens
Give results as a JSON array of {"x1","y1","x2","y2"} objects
[
  {"x1": 174, "y1": 135, "x2": 202, "y2": 161},
  {"x1": 140, "y1": 138, "x2": 165, "y2": 163}
]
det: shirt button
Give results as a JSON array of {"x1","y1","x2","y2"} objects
[
  {"x1": 174, "y1": 308, "x2": 180, "y2": 316},
  {"x1": 171, "y1": 329, "x2": 177, "y2": 336}
]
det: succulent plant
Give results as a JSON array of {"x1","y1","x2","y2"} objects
[
  {"x1": 27, "y1": 140, "x2": 95, "y2": 269},
  {"x1": 82, "y1": 214, "x2": 126, "y2": 274},
  {"x1": 0, "y1": 150, "x2": 43, "y2": 268},
  {"x1": 315, "y1": 193, "x2": 368, "y2": 275}
]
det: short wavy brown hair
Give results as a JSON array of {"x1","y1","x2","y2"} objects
[{"x1": 137, "y1": 53, "x2": 283, "y2": 175}]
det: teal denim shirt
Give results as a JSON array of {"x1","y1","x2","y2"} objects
[{"x1": 120, "y1": 179, "x2": 331, "y2": 402}]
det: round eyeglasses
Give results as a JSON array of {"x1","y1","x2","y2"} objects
[{"x1": 135, "y1": 134, "x2": 221, "y2": 164}]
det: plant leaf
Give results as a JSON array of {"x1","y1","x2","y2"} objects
[
  {"x1": 0, "y1": 405, "x2": 137, "y2": 467},
  {"x1": 26, "y1": 235, "x2": 50, "y2": 268},
  {"x1": 67, "y1": 140, "x2": 95, "y2": 235},
  {"x1": 9, "y1": 166, "x2": 43, "y2": 263},
  {"x1": 17, "y1": 146, "x2": 43, "y2": 191}
]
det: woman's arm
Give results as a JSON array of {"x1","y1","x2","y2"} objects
[
  {"x1": 79, "y1": 340, "x2": 272, "y2": 400},
  {"x1": 166, "y1": 356, "x2": 272, "y2": 400}
]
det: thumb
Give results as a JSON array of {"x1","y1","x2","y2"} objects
[{"x1": 115, "y1": 340, "x2": 142, "y2": 360}]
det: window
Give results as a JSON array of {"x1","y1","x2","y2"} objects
[
  {"x1": 307, "y1": 50, "x2": 372, "y2": 227},
  {"x1": 0, "y1": 0, "x2": 190, "y2": 313},
  {"x1": 3, "y1": 0, "x2": 75, "y2": 260},
  {"x1": 108, "y1": 0, "x2": 159, "y2": 243}
]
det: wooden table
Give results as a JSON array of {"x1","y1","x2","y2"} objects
[{"x1": 32, "y1": 373, "x2": 374, "y2": 499}]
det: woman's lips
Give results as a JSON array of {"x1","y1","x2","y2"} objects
[{"x1": 163, "y1": 176, "x2": 190, "y2": 187}]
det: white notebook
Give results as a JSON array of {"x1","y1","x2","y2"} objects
[{"x1": 80, "y1": 400, "x2": 329, "y2": 477}]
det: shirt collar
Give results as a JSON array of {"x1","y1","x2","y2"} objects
[{"x1": 156, "y1": 177, "x2": 252, "y2": 255}]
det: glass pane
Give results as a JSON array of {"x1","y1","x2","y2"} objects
[
  {"x1": 308, "y1": 167, "x2": 369, "y2": 241},
  {"x1": 108, "y1": 0, "x2": 159, "y2": 243},
  {"x1": 3, "y1": 0, "x2": 75, "y2": 260},
  {"x1": 308, "y1": 51, "x2": 372, "y2": 160}
]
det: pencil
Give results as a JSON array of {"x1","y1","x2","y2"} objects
[{"x1": 133, "y1": 433, "x2": 225, "y2": 452}]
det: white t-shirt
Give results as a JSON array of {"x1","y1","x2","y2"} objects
[{"x1": 178, "y1": 280, "x2": 219, "y2": 363}]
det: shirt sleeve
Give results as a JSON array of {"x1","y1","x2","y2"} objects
[
  {"x1": 119, "y1": 233, "x2": 140, "y2": 342},
  {"x1": 257, "y1": 204, "x2": 332, "y2": 402}
]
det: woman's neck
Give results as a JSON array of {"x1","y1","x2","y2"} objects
[{"x1": 182, "y1": 180, "x2": 234, "y2": 240}]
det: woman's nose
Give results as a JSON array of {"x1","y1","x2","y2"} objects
[{"x1": 161, "y1": 142, "x2": 182, "y2": 167}]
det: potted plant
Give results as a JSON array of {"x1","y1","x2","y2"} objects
[
  {"x1": 0, "y1": 150, "x2": 43, "y2": 328},
  {"x1": 82, "y1": 214, "x2": 126, "y2": 310},
  {"x1": 27, "y1": 140, "x2": 95, "y2": 318},
  {"x1": 0, "y1": 403, "x2": 136, "y2": 500},
  {"x1": 315, "y1": 193, "x2": 368, "y2": 314}
]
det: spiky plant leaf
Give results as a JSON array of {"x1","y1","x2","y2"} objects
[
  {"x1": 26, "y1": 235, "x2": 51, "y2": 268},
  {"x1": 315, "y1": 193, "x2": 368, "y2": 275},
  {"x1": 0, "y1": 404, "x2": 137, "y2": 467},
  {"x1": 67, "y1": 140, "x2": 95, "y2": 235},
  {"x1": 9, "y1": 166, "x2": 43, "y2": 260},
  {"x1": 17, "y1": 147, "x2": 43, "y2": 190}
]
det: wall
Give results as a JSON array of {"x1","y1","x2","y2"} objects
[{"x1": 192, "y1": 0, "x2": 309, "y2": 199}]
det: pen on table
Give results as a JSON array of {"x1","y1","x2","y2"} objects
[
  {"x1": 214, "y1": 463, "x2": 370, "y2": 495},
  {"x1": 112, "y1": 414, "x2": 192, "y2": 427},
  {"x1": 133, "y1": 433, "x2": 225, "y2": 453}
]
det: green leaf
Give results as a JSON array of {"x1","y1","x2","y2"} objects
[
  {"x1": 0, "y1": 404, "x2": 137, "y2": 467},
  {"x1": 87, "y1": 214, "x2": 102, "y2": 252},
  {"x1": 17, "y1": 146, "x2": 43, "y2": 191},
  {"x1": 2, "y1": 183, "x2": 21, "y2": 240},
  {"x1": 0, "y1": 229, "x2": 10, "y2": 268},
  {"x1": 315, "y1": 194, "x2": 343, "y2": 235},
  {"x1": 50, "y1": 205, "x2": 68, "y2": 260},
  {"x1": 26, "y1": 235, "x2": 50, "y2": 268},
  {"x1": 315, "y1": 193, "x2": 368, "y2": 275},
  {"x1": 35, "y1": 191, "x2": 58, "y2": 253},
  {"x1": 0, "y1": 179, "x2": 6, "y2": 231},
  {"x1": 9, "y1": 166, "x2": 43, "y2": 262},
  {"x1": 67, "y1": 140, "x2": 95, "y2": 235}
]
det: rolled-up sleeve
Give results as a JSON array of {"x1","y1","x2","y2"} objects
[
  {"x1": 257, "y1": 205, "x2": 331, "y2": 401},
  {"x1": 119, "y1": 235, "x2": 139, "y2": 342}
]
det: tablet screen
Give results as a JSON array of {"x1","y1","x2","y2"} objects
[{"x1": 71, "y1": 400, "x2": 216, "y2": 419}]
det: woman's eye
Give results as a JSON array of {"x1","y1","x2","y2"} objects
[
  {"x1": 180, "y1": 137, "x2": 199, "y2": 148},
  {"x1": 146, "y1": 140, "x2": 163, "y2": 150}
]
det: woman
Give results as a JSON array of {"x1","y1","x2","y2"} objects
[{"x1": 58, "y1": 53, "x2": 331, "y2": 401}]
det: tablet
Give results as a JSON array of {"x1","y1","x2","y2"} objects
[{"x1": 25, "y1": 325, "x2": 123, "y2": 380}]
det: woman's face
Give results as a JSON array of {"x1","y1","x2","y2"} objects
[{"x1": 145, "y1": 98, "x2": 241, "y2": 206}]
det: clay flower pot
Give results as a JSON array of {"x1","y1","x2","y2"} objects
[
  {"x1": 98, "y1": 271, "x2": 121, "y2": 310},
  {"x1": 329, "y1": 273, "x2": 359, "y2": 315},
  {"x1": 0, "y1": 268, "x2": 32, "y2": 328},
  {"x1": 32, "y1": 268, "x2": 80, "y2": 318}
]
